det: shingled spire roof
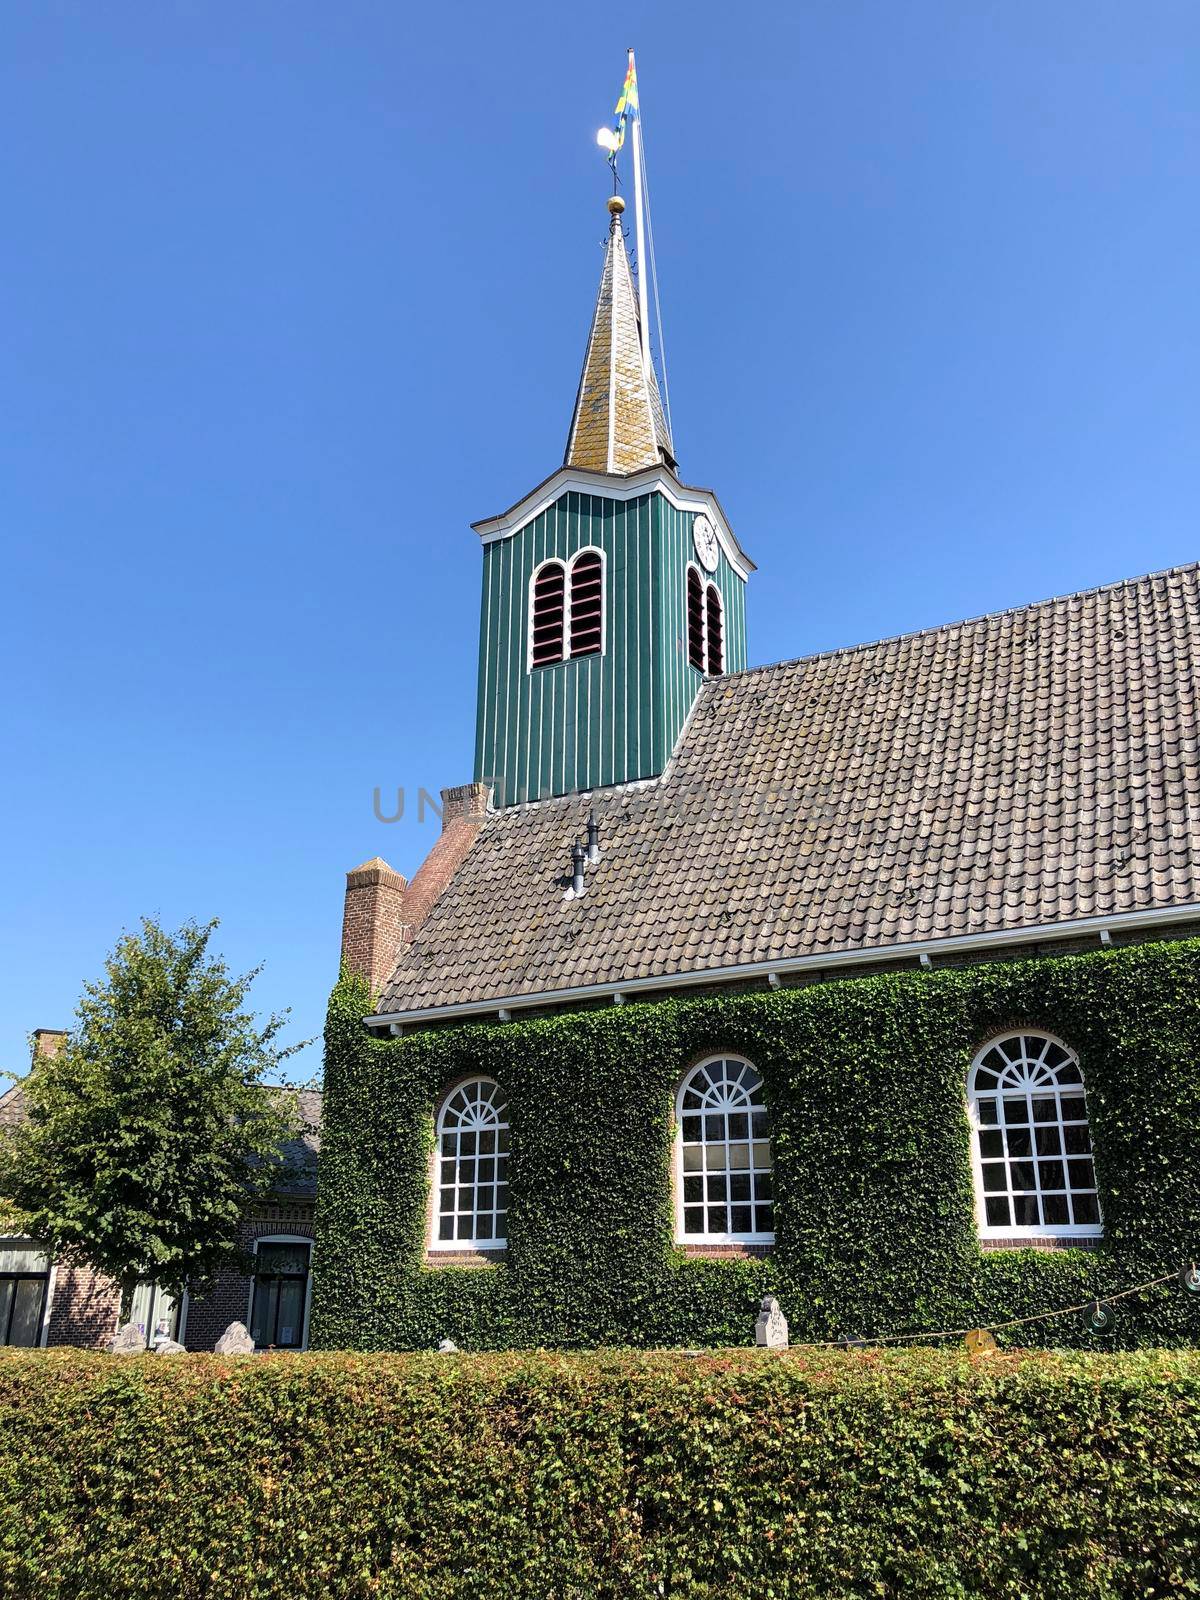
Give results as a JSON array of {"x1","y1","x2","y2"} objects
[{"x1": 564, "y1": 196, "x2": 675, "y2": 475}]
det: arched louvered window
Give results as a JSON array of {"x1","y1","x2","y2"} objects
[
  {"x1": 530, "y1": 561, "x2": 566, "y2": 668},
  {"x1": 686, "y1": 565, "x2": 706, "y2": 671},
  {"x1": 705, "y1": 584, "x2": 724, "y2": 676},
  {"x1": 967, "y1": 1033, "x2": 1101, "y2": 1239},
  {"x1": 432, "y1": 1078, "x2": 510, "y2": 1249},
  {"x1": 569, "y1": 550, "x2": 603, "y2": 657},
  {"x1": 676, "y1": 1056, "x2": 774, "y2": 1243},
  {"x1": 529, "y1": 551, "x2": 605, "y2": 669}
]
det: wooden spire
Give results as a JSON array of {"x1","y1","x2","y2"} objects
[{"x1": 564, "y1": 197, "x2": 675, "y2": 476}]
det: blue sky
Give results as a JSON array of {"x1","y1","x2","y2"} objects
[{"x1": 3, "y1": 2, "x2": 1197, "y2": 1080}]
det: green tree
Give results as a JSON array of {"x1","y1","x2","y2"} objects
[{"x1": 0, "y1": 918, "x2": 308, "y2": 1317}]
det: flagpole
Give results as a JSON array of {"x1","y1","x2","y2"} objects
[{"x1": 629, "y1": 50, "x2": 651, "y2": 369}]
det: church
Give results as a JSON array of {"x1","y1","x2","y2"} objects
[{"x1": 317, "y1": 164, "x2": 1200, "y2": 1352}]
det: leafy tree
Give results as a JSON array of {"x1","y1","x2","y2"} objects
[{"x1": 0, "y1": 918, "x2": 309, "y2": 1316}]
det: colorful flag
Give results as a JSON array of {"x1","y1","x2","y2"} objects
[
  {"x1": 615, "y1": 51, "x2": 639, "y2": 120},
  {"x1": 599, "y1": 50, "x2": 639, "y2": 164}
]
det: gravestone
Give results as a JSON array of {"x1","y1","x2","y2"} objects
[
  {"x1": 754, "y1": 1295, "x2": 788, "y2": 1349},
  {"x1": 437, "y1": 1337, "x2": 459, "y2": 1353},
  {"x1": 107, "y1": 1322, "x2": 145, "y2": 1356},
  {"x1": 154, "y1": 1337, "x2": 186, "y2": 1355},
  {"x1": 214, "y1": 1321, "x2": 255, "y2": 1356}
]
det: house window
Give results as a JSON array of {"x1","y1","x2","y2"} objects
[
  {"x1": 705, "y1": 584, "x2": 725, "y2": 676},
  {"x1": 249, "y1": 1239, "x2": 312, "y2": 1350},
  {"x1": 676, "y1": 1057, "x2": 774, "y2": 1243},
  {"x1": 530, "y1": 550, "x2": 605, "y2": 670},
  {"x1": 967, "y1": 1033, "x2": 1102, "y2": 1239},
  {"x1": 687, "y1": 565, "x2": 705, "y2": 670},
  {"x1": 433, "y1": 1078, "x2": 509, "y2": 1249},
  {"x1": 0, "y1": 1241, "x2": 49, "y2": 1349},
  {"x1": 128, "y1": 1279, "x2": 180, "y2": 1349}
]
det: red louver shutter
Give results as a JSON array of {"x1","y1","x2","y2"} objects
[
  {"x1": 530, "y1": 562, "x2": 566, "y2": 667},
  {"x1": 687, "y1": 567, "x2": 705, "y2": 671},
  {"x1": 569, "y1": 551, "x2": 603, "y2": 658},
  {"x1": 706, "y1": 585, "x2": 724, "y2": 676}
]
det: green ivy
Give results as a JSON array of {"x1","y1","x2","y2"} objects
[{"x1": 312, "y1": 940, "x2": 1200, "y2": 1351}]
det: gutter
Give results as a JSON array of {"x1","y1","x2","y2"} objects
[{"x1": 365, "y1": 900, "x2": 1200, "y2": 1032}]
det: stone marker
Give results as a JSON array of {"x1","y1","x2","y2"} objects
[
  {"x1": 154, "y1": 1337, "x2": 186, "y2": 1355},
  {"x1": 214, "y1": 1321, "x2": 255, "y2": 1356},
  {"x1": 437, "y1": 1337, "x2": 459, "y2": 1353},
  {"x1": 107, "y1": 1322, "x2": 146, "y2": 1356},
  {"x1": 754, "y1": 1295, "x2": 788, "y2": 1349}
]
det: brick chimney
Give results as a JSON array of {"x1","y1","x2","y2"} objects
[
  {"x1": 403, "y1": 783, "x2": 491, "y2": 929},
  {"x1": 340, "y1": 783, "x2": 491, "y2": 1002},
  {"x1": 31, "y1": 1028, "x2": 67, "y2": 1063},
  {"x1": 341, "y1": 858, "x2": 409, "y2": 998}
]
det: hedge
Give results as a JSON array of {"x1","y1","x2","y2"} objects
[
  {"x1": 0, "y1": 1348, "x2": 1196, "y2": 1598},
  {"x1": 312, "y1": 938, "x2": 1200, "y2": 1351}
]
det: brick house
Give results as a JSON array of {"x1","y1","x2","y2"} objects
[
  {"x1": 321, "y1": 182, "x2": 1200, "y2": 1331},
  {"x1": 0, "y1": 1030, "x2": 321, "y2": 1352}
]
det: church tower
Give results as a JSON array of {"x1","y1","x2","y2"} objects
[{"x1": 472, "y1": 182, "x2": 754, "y2": 808}]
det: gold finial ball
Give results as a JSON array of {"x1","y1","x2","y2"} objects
[{"x1": 607, "y1": 195, "x2": 626, "y2": 216}]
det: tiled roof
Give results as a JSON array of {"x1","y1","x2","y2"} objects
[
  {"x1": 0, "y1": 1085, "x2": 25, "y2": 1130},
  {"x1": 564, "y1": 204, "x2": 674, "y2": 475},
  {"x1": 276, "y1": 1088, "x2": 323, "y2": 1199},
  {"x1": 378, "y1": 563, "x2": 1200, "y2": 1016},
  {"x1": 0, "y1": 1082, "x2": 323, "y2": 1198}
]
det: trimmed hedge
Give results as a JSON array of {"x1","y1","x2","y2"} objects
[
  {"x1": 0, "y1": 1348, "x2": 1197, "y2": 1598},
  {"x1": 313, "y1": 939, "x2": 1200, "y2": 1351}
]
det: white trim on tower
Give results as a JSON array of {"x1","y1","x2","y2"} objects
[{"x1": 472, "y1": 465, "x2": 754, "y2": 582}]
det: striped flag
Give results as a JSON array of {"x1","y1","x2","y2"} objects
[{"x1": 598, "y1": 50, "x2": 639, "y2": 163}]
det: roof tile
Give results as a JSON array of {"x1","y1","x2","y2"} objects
[{"x1": 379, "y1": 564, "x2": 1200, "y2": 1015}]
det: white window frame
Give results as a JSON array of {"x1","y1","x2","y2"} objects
[
  {"x1": 526, "y1": 547, "x2": 607, "y2": 672},
  {"x1": 704, "y1": 580, "x2": 725, "y2": 675},
  {"x1": 128, "y1": 1278, "x2": 181, "y2": 1350},
  {"x1": 41, "y1": 1264, "x2": 57, "y2": 1348},
  {"x1": 673, "y1": 1055, "x2": 775, "y2": 1246},
  {"x1": 245, "y1": 1234, "x2": 314, "y2": 1352},
  {"x1": 684, "y1": 563, "x2": 724, "y2": 677},
  {"x1": 0, "y1": 1238, "x2": 55, "y2": 1349},
  {"x1": 967, "y1": 1031, "x2": 1103, "y2": 1242},
  {"x1": 685, "y1": 560, "x2": 707, "y2": 673},
  {"x1": 427, "y1": 1077, "x2": 510, "y2": 1254}
]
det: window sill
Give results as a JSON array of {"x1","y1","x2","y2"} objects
[
  {"x1": 425, "y1": 1247, "x2": 507, "y2": 1269},
  {"x1": 527, "y1": 651, "x2": 605, "y2": 675},
  {"x1": 980, "y1": 1234, "x2": 1103, "y2": 1252},
  {"x1": 679, "y1": 1241, "x2": 773, "y2": 1260}
]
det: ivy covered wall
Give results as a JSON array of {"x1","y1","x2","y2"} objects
[{"x1": 312, "y1": 940, "x2": 1200, "y2": 1351}]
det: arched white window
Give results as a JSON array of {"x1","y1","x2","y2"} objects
[
  {"x1": 684, "y1": 565, "x2": 725, "y2": 678},
  {"x1": 431, "y1": 1078, "x2": 509, "y2": 1250},
  {"x1": 705, "y1": 583, "x2": 725, "y2": 676},
  {"x1": 568, "y1": 549, "x2": 603, "y2": 657},
  {"x1": 675, "y1": 1056, "x2": 774, "y2": 1243},
  {"x1": 967, "y1": 1032, "x2": 1101, "y2": 1239},
  {"x1": 686, "y1": 565, "x2": 706, "y2": 671},
  {"x1": 530, "y1": 560, "x2": 566, "y2": 668},
  {"x1": 528, "y1": 549, "x2": 605, "y2": 670}
]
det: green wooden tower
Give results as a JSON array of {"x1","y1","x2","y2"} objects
[{"x1": 472, "y1": 193, "x2": 754, "y2": 808}]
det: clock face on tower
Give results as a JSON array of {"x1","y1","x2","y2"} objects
[{"x1": 693, "y1": 514, "x2": 719, "y2": 573}]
